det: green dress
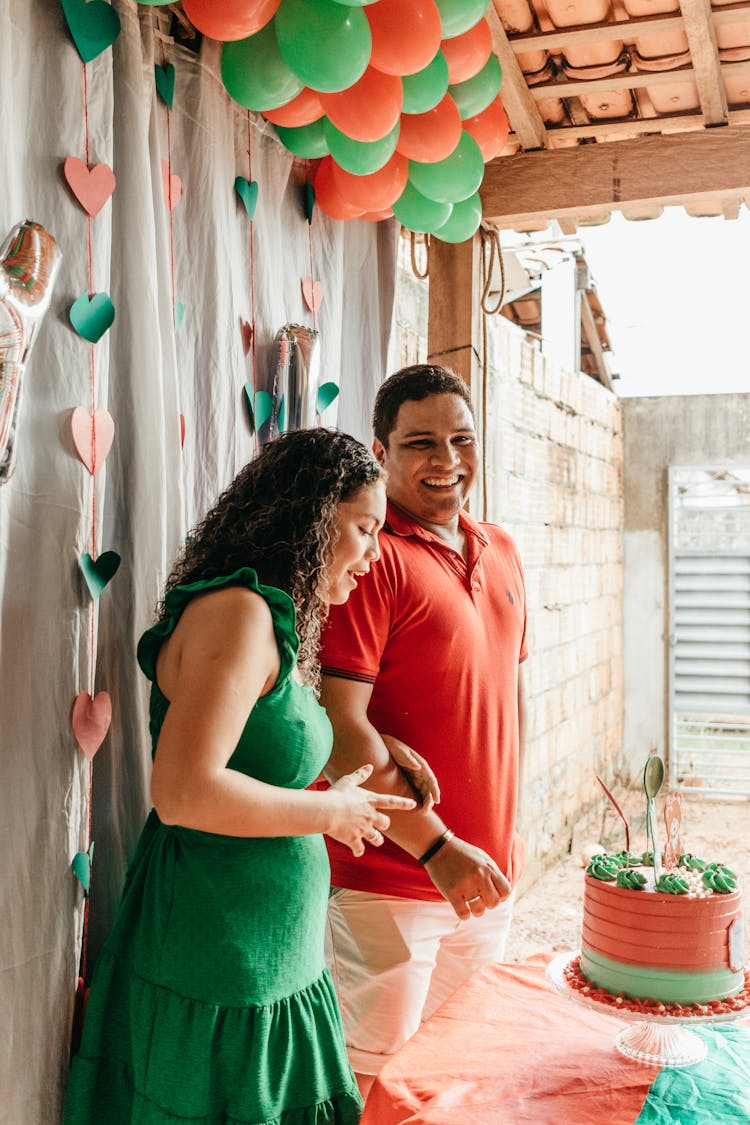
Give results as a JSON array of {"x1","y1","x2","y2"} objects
[{"x1": 64, "y1": 568, "x2": 362, "y2": 1124}]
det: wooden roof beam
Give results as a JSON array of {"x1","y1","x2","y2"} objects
[
  {"x1": 481, "y1": 124, "x2": 750, "y2": 225},
  {"x1": 487, "y1": 1, "x2": 549, "y2": 151},
  {"x1": 527, "y1": 58, "x2": 750, "y2": 101},
  {"x1": 678, "y1": 0, "x2": 729, "y2": 125},
  {"x1": 580, "y1": 296, "x2": 614, "y2": 390}
]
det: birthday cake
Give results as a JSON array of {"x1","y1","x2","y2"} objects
[{"x1": 581, "y1": 851, "x2": 745, "y2": 1005}]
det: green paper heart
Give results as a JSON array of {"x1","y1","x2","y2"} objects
[
  {"x1": 155, "y1": 62, "x2": 175, "y2": 108},
  {"x1": 243, "y1": 386, "x2": 273, "y2": 432},
  {"x1": 79, "y1": 551, "x2": 121, "y2": 600},
  {"x1": 234, "y1": 177, "x2": 258, "y2": 220},
  {"x1": 62, "y1": 0, "x2": 121, "y2": 64},
  {"x1": 69, "y1": 292, "x2": 115, "y2": 343},
  {"x1": 71, "y1": 842, "x2": 95, "y2": 897},
  {"x1": 175, "y1": 300, "x2": 185, "y2": 329},
  {"x1": 304, "y1": 183, "x2": 315, "y2": 225},
  {"x1": 316, "y1": 382, "x2": 339, "y2": 413}
]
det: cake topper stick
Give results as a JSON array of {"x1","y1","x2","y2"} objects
[
  {"x1": 595, "y1": 774, "x2": 630, "y2": 855},
  {"x1": 643, "y1": 755, "x2": 665, "y2": 881}
]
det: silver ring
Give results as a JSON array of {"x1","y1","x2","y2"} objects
[{"x1": 465, "y1": 895, "x2": 482, "y2": 905}]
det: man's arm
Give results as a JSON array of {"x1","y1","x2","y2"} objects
[{"x1": 320, "y1": 674, "x2": 512, "y2": 919}]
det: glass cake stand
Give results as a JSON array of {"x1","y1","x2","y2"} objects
[{"x1": 547, "y1": 951, "x2": 748, "y2": 1068}]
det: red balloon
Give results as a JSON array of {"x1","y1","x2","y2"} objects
[
  {"x1": 360, "y1": 208, "x2": 395, "y2": 221},
  {"x1": 441, "y1": 18, "x2": 493, "y2": 84},
  {"x1": 331, "y1": 152, "x2": 408, "y2": 212},
  {"x1": 262, "y1": 87, "x2": 324, "y2": 127},
  {"x1": 463, "y1": 95, "x2": 510, "y2": 161},
  {"x1": 183, "y1": 0, "x2": 281, "y2": 41},
  {"x1": 320, "y1": 68, "x2": 402, "y2": 143},
  {"x1": 396, "y1": 94, "x2": 462, "y2": 163},
  {"x1": 313, "y1": 158, "x2": 366, "y2": 221},
  {"x1": 365, "y1": 0, "x2": 443, "y2": 77}
]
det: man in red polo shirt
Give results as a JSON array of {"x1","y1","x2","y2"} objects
[{"x1": 320, "y1": 365, "x2": 527, "y2": 1098}]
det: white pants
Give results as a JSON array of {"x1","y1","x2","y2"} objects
[{"x1": 325, "y1": 888, "x2": 515, "y2": 1076}]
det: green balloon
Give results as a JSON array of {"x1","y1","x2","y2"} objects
[
  {"x1": 275, "y1": 119, "x2": 330, "y2": 159},
  {"x1": 222, "y1": 25, "x2": 303, "y2": 111},
  {"x1": 393, "y1": 182, "x2": 452, "y2": 234},
  {"x1": 433, "y1": 192, "x2": 482, "y2": 243},
  {"x1": 408, "y1": 131, "x2": 485, "y2": 203},
  {"x1": 449, "y1": 55, "x2": 502, "y2": 119},
  {"x1": 324, "y1": 120, "x2": 399, "y2": 174},
  {"x1": 276, "y1": 0, "x2": 371, "y2": 94},
  {"x1": 435, "y1": 0, "x2": 489, "y2": 39},
  {"x1": 402, "y1": 51, "x2": 449, "y2": 114}
]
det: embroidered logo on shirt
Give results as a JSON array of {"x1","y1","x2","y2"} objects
[{"x1": 506, "y1": 589, "x2": 514, "y2": 604}]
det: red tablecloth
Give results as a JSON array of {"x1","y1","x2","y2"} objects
[{"x1": 361, "y1": 952, "x2": 661, "y2": 1125}]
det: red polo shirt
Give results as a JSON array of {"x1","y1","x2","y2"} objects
[{"x1": 320, "y1": 501, "x2": 527, "y2": 901}]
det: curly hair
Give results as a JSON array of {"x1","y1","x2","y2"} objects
[
  {"x1": 160, "y1": 429, "x2": 383, "y2": 691},
  {"x1": 372, "y1": 364, "x2": 474, "y2": 446}
]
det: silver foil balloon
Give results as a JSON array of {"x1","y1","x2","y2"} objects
[
  {"x1": 0, "y1": 220, "x2": 62, "y2": 483},
  {"x1": 269, "y1": 323, "x2": 320, "y2": 440}
]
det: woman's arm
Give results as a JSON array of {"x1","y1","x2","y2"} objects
[{"x1": 150, "y1": 588, "x2": 414, "y2": 849}]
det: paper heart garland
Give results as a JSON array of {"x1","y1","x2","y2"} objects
[
  {"x1": 71, "y1": 690, "x2": 112, "y2": 760},
  {"x1": 79, "y1": 551, "x2": 121, "y2": 600},
  {"x1": 155, "y1": 62, "x2": 175, "y2": 108},
  {"x1": 316, "y1": 382, "x2": 340, "y2": 413},
  {"x1": 175, "y1": 300, "x2": 185, "y2": 329},
  {"x1": 303, "y1": 182, "x2": 316, "y2": 224},
  {"x1": 71, "y1": 842, "x2": 95, "y2": 896},
  {"x1": 234, "y1": 177, "x2": 258, "y2": 220},
  {"x1": 243, "y1": 386, "x2": 272, "y2": 432},
  {"x1": 63, "y1": 158, "x2": 116, "y2": 218},
  {"x1": 240, "y1": 319, "x2": 253, "y2": 357},
  {"x1": 179, "y1": 413, "x2": 186, "y2": 449},
  {"x1": 62, "y1": 0, "x2": 121, "y2": 63},
  {"x1": 69, "y1": 292, "x2": 115, "y2": 343},
  {"x1": 70, "y1": 407, "x2": 115, "y2": 475},
  {"x1": 161, "y1": 161, "x2": 183, "y2": 210},
  {"x1": 302, "y1": 277, "x2": 323, "y2": 313}
]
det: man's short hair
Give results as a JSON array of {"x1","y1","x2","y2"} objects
[{"x1": 372, "y1": 364, "x2": 474, "y2": 446}]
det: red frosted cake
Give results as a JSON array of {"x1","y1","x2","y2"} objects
[{"x1": 580, "y1": 852, "x2": 745, "y2": 1005}]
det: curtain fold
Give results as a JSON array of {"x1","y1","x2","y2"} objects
[{"x1": 0, "y1": 2, "x2": 398, "y2": 1120}]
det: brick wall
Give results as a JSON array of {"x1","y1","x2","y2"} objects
[{"x1": 395, "y1": 252, "x2": 625, "y2": 888}]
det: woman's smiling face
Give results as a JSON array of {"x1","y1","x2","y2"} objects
[{"x1": 323, "y1": 479, "x2": 387, "y2": 605}]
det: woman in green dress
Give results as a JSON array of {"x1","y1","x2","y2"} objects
[{"x1": 63, "y1": 428, "x2": 421, "y2": 1125}]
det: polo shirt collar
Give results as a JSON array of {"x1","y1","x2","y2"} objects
[{"x1": 384, "y1": 500, "x2": 490, "y2": 550}]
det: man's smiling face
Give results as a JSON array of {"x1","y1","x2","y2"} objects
[{"x1": 373, "y1": 393, "x2": 478, "y2": 529}]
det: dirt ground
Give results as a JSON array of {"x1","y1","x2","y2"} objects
[{"x1": 505, "y1": 792, "x2": 750, "y2": 962}]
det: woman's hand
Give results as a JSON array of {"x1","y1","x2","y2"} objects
[
  {"x1": 327, "y1": 764, "x2": 417, "y2": 856},
  {"x1": 380, "y1": 734, "x2": 441, "y2": 815}
]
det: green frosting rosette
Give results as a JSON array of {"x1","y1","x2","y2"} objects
[
  {"x1": 586, "y1": 855, "x2": 619, "y2": 882},
  {"x1": 655, "y1": 872, "x2": 690, "y2": 895},
  {"x1": 702, "y1": 864, "x2": 737, "y2": 893},
  {"x1": 640, "y1": 851, "x2": 664, "y2": 867},
  {"x1": 608, "y1": 850, "x2": 643, "y2": 869},
  {"x1": 616, "y1": 868, "x2": 647, "y2": 890},
  {"x1": 678, "y1": 853, "x2": 707, "y2": 872}
]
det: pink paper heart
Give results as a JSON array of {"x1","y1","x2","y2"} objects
[
  {"x1": 71, "y1": 690, "x2": 112, "y2": 760},
  {"x1": 179, "y1": 413, "x2": 186, "y2": 449},
  {"x1": 161, "y1": 160, "x2": 183, "y2": 211},
  {"x1": 70, "y1": 407, "x2": 115, "y2": 475},
  {"x1": 302, "y1": 276, "x2": 323, "y2": 313},
  {"x1": 63, "y1": 157, "x2": 116, "y2": 217},
  {"x1": 240, "y1": 319, "x2": 253, "y2": 357}
]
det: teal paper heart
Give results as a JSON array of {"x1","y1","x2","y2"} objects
[
  {"x1": 155, "y1": 62, "x2": 175, "y2": 108},
  {"x1": 316, "y1": 382, "x2": 340, "y2": 413},
  {"x1": 243, "y1": 386, "x2": 272, "y2": 432},
  {"x1": 71, "y1": 842, "x2": 95, "y2": 897},
  {"x1": 234, "y1": 177, "x2": 258, "y2": 220},
  {"x1": 62, "y1": 0, "x2": 121, "y2": 64},
  {"x1": 79, "y1": 551, "x2": 121, "y2": 600},
  {"x1": 304, "y1": 183, "x2": 315, "y2": 224},
  {"x1": 69, "y1": 292, "x2": 115, "y2": 343},
  {"x1": 175, "y1": 300, "x2": 185, "y2": 329}
]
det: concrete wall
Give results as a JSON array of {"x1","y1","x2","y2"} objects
[
  {"x1": 622, "y1": 394, "x2": 750, "y2": 780},
  {"x1": 395, "y1": 258, "x2": 625, "y2": 887}
]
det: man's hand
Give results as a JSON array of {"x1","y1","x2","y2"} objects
[
  {"x1": 424, "y1": 835, "x2": 512, "y2": 920},
  {"x1": 380, "y1": 733, "x2": 440, "y2": 815}
]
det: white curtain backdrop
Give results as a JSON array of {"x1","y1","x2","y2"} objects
[{"x1": 0, "y1": 2, "x2": 399, "y2": 1120}]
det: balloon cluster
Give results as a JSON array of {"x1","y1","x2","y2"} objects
[{"x1": 179, "y1": 0, "x2": 509, "y2": 242}]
